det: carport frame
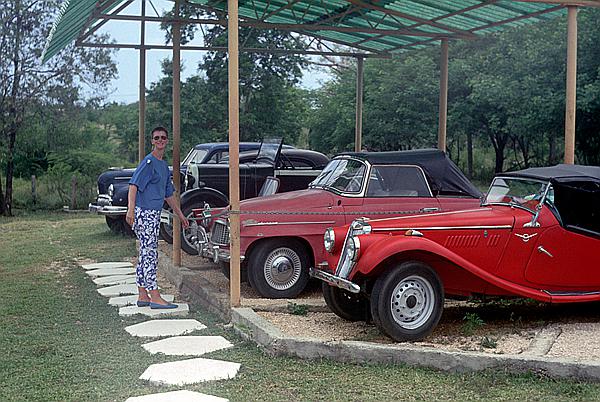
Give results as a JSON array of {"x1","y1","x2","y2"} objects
[{"x1": 43, "y1": 0, "x2": 599, "y2": 307}]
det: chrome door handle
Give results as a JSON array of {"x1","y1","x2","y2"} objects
[
  {"x1": 537, "y1": 246, "x2": 553, "y2": 258},
  {"x1": 420, "y1": 207, "x2": 440, "y2": 213}
]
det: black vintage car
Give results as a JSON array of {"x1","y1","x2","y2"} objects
[
  {"x1": 90, "y1": 139, "x2": 329, "y2": 254},
  {"x1": 89, "y1": 142, "x2": 266, "y2": 236},
  {"x1": 165, "y1": 139, "x2": 330, "y2": 254}
]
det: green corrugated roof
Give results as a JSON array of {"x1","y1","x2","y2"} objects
[{"x1": 44, "y1": 0, "x2": 583, "y2": 62}]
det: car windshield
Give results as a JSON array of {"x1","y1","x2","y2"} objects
[
  {"x1": 484, "y1": 177, "x2": 553, "y2": 212},
  {"x1": 309, "y1": 158, "x2": 366, "y2": 193},
  {"x1": 256, "y1": 138, "x2": 283, "y2": 164},
  {"x1": 183, "y1": 149, "x2": 209, "y2": 165}
]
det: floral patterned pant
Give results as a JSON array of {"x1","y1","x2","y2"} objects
[{"x1": 133, "y1": 207, "x2": 161, "y2": 291}]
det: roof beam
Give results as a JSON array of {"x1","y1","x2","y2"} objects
[
  {"x1": 343, "y1": 0, "x2": 477, "y2": 39},
  {"x1": 78, "y1": 41, "x2": 390, "y2": 57},
  {"x1": 513, "y1": 0, "x2": 600, "y2": 7}
]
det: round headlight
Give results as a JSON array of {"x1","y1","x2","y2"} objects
[
  {"x1": 107, "y1": 184, "x2": 114, "y2": 197},
  {"x1": 346, "y1": 236, "x2": 361, "y2": 261},
  {"x1": 324, "y1": 227, "x2": 335, "y2": 253}
]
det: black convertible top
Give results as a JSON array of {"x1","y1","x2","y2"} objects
[
  {"x1": 339, "y1": 149, "x2": 481, "y2": 198},
  {"x1": 502, "y1": 164, "x2": 600, "y2": 183}
]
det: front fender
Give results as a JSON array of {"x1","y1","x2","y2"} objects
[{"x1": 354, "y1": 236, "x2": 553, "y2": 302}]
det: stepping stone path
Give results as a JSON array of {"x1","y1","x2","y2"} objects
[
  {"x1": 119, "y1": 303, "x2": 190, "y2": 318},
  {"x1": 125, "y1": 319, "x2": 206, "y2": 337},
  {"x1": 142, "y1": 336, "x2": 233, "y2": 356},
  {"x1": 86, "y1": 267, "x2": 136, "y2": 277},
  {"x1": 125, "y1": 390, "x2": 228, "y2": 402},
  {"x1": 140, "y1": 358, "x2": 241, "y2": 386},
  {"x1": 93, "y1": 274, "x2": 136, "y2": 286},
  {"x1": 97, "y1": 283, "x2": 139, "y2": 297},
  {"x1": 82, "y1": 262, "x2": 239, "y2": 400},
  {"x1": 109, "y1": 294, "x2": 174, "y2": 308},
  {"x1": 81, "y1": 261, "x2": 133, "y2": 270}
]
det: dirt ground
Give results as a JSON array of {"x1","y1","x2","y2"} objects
[{"x1": 158, "y1": 242, "x2": 600, "y2": 361}]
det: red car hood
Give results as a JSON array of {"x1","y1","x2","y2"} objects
[
  {"x1": 240, "y1": 189, "x2": 334, "y2": 212},
  {"x1": 366, "y1": 206, "x2": 515, "y2": 231}
]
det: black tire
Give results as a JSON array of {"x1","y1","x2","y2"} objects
[
  {"x1": 370, "y1": 261, "x2": 444, "y2": 342},
  {"x1": 105, "y1": 216, "x2": 122, "y2": 234},
  {"x1": 248, "y1": 238, "x2": 310, "y2": 299},
  {"x1": 159, "y1": 221, "x2": 173, "y2": 244},
  {"x1": 220, "y1": 261, "x2": 248, "y2": 282},
  {"x1": 322, "y1": 283, "x2": 369, "y2": 321},
  {"x1": 117, "y1": 216, "x2": 135, "y2": 237}
]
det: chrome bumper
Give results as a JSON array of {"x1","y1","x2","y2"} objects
[
  {"x1": 88, "y1": 203, "x2": 127, "y2": 216},
  {"x1": 310, "y1": 267, "x2": 361, "y2": 294},
  {"x1": 201, "y1": 244, "x2": 244, "y2": 264}
]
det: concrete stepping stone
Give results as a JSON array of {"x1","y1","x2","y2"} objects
[
  {"x1": 93, "y1": 274, "x2": 136, "y2": 286},
  {"x1": 125, "y1": 319, "x2": 206, "y2": 337},
  {"x1": 108, "y1": 294, "x2": 174, "y2": 308},
  {"x1": 86, "y1": 267, "x2": 135, "y2": 277},
  {"x1": 81, "y1": 261, "x2": 133, "y2": 270},
  {"x1": 140, "y1": 357, "x2": 241, "y2": 386},
  {"x1": 97, "y1": 284, "x2": 139, "y2": 297},
  {"x1": 142, "y1": 336, "x2": 233, "y2": 356},
  {"x1": 119, "y1": 303, "x2": 189, "y2": 318},
  {"x1": 126, "y1": 390, "x2": 228, "y2": 402}
]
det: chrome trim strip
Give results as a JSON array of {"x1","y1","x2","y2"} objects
[
  {"x1": 274, "y1": 170, "x2": 321, "y2": 176},
  {"x1": 369, "y1": 207, "x2": 490, "y2": 222},
  {"x1": 310, "y1": 267, "x2": 361, "y2": 294},
  {"x1": 373, "y1": 225, "x2": 512, "y2": 232},
  {"x1": 243, "y1": 221, "x2": 337, "y2": 227}
]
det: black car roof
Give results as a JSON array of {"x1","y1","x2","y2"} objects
[
  {"x1": 502, "y1": 164, "x2": 600, "y2": 183},
  {"x1": 338, "y1": 149, "x2": 481, "y2": 198}
]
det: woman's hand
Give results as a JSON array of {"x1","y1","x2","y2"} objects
[
  {"x1": 178, "y1": 212, "x2": 190, "y2": 229},
  {"x1": 126, "y1": 209, "x2": 134, "y2": 227}
]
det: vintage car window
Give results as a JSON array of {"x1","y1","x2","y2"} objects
[
  {"x1": 183, "y1": 149, "x2": 209, "y2": 165},
  {"x1": 206, "y1": 151, "x2": 228, "y2": 164},
  {"x1": 554, "y1": 181, "x2": 600, "y2": 236},
  {"x1": 310, "y1": 158, "x2": 366, "y2": 193},
  {"x1": 367, "y1": 165, "x2": 432, "y2": 197},
  {"x1": 484, "y1": 178, "x2": 549, "y2": 213}
]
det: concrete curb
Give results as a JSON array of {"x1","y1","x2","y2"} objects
[{"x1": 160, "y1": 251, "x2": 600, "y2": 381}]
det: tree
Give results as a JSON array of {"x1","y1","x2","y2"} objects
[{"x1": 0, "y1": 0, "x2": 116, "y2": 215}]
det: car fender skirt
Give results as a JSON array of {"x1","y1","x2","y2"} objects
[{"x1": 356, "y1": 237, "x2": 555, "y2": 303}]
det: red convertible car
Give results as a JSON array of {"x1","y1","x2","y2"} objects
[
  {"x1": 194, "y1": 149, "x2": 482, "y2": 299},
  {"x1": 313, "y1": 164, "x2": 600, "y2": 342}
]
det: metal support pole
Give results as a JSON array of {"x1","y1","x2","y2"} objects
[
  {"x1": 172, "y1": 0, "x2": 182, "y2": 266},
  {"x1": 355, "y1": 56, "x2": 364, "y2": 152},
  {"x1": 228, "y1": 0, "x2": 241, "y2": 307},
  {"x1": 138, "y1": 0, "x2": 146, "y2": 163},
  {"x1": 564, "y1": 6, "x2": 577, "y2": 164},
  {"x1": 438, "y1": 38, "x2": 449, "y2": 152}
]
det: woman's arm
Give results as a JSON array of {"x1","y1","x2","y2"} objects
[
  {"x1": 126, "y1": 184, "x2": 137, "y2": 226},
  {"x1": 165, "y1": 195, "x2": 190, "y2": 229}
]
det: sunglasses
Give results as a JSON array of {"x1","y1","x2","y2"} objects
[{"x1": 153, "y1": 135, "x2": 168, "y2": 141}]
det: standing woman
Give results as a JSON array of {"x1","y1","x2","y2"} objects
[{"x1": 126, "y1": 126, "x2": 189, "y2": 309}]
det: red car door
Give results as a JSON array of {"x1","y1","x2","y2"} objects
[{"x1": 525, "y1": 226, "x2": 600, "y2": 287}]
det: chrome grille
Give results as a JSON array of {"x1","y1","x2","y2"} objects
[{"x1": 211, "y1": 219, "x2": 230, "y2": 246}]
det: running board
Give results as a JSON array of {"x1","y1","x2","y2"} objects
[{"x1": 544, "y1": 290, "x2": 600, "y2": 296}]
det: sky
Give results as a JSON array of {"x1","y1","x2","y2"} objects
[{"x1": 97, "y1": 0, "x2": 332, "y2": 104}]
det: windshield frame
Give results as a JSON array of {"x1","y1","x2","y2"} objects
[
  {"x1": 309, "y1": 156, "x2": 369, "y2": 197},
  {"x1": 482, "y1": 176, "x2": 552, "y2": 214}
]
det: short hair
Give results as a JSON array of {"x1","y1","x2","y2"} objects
[{"x1": 151, "y1": 126, "x2": 168, "y2": 137}]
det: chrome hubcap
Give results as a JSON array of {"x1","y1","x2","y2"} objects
[
  {"x1": 390, "y1": 275, "x2": 435, "y2": 330},
  {"x1": 264, "y1": 248, "x2": 301, "y2": 290}
]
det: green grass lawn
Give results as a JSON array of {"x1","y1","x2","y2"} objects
[{"x1": 1, "y1": 212, "x2": 599, "y2": 401}]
